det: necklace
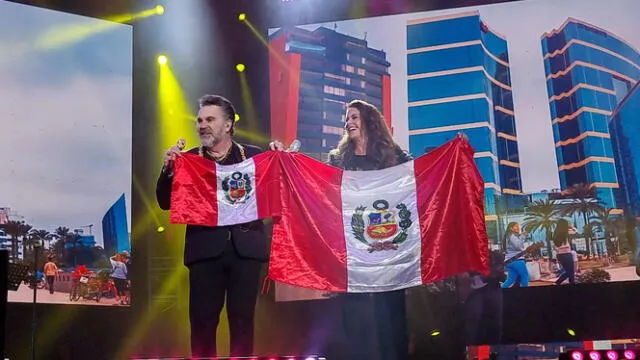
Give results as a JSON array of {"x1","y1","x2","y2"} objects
[{"x1": 200, "y1": 143, "x2": 233, "y2": 163}]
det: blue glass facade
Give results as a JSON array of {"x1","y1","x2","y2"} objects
[
  {"x1": 406, "y1": 11, "x2": 523, "y2": 243},
  {"x1": 102, "y1": 194, "x2": 130, "y2": 256},
  {"x1": 271, "y1": 27, "x2": 391, "y2": 155},
  {"x1": 542, "y1": 18, "x2": 640, "y2": 209},
  {"x1": 609, "y1": 83, "x2": 640, "y2": 218}
]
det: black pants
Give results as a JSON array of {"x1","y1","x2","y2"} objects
[
  {"x1": 556, "y1": 253, "x2": 575, "y2": 285},
  {"x1": 188, "y1": 241, "x2": 263, "y2": 357},
  {"x1": 341, "y1": 290, "x2": 408, "y2": 360},
  {"x1": 46, "y1": 275, "x2": 55, "y2": 294},
  {"x1": 464, "y1": 284, "x2": 503, "y2": 345}
]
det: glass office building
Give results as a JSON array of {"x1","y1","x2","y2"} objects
[
  {"x1": 541, "y1": 18, "x2": 640, "y2": 210},
  {"x1": 102, "y1": 194, "x2": 130, "y2": 256},
  {"x1": 406, "y1": 11, "x2": 523, "y2": 241},
  {"x1": 269, "y1": 26, "x2": 392, "y2": 158},
  {"x1": 609, "y1": 83, "x2": 640, "y2": 218}
]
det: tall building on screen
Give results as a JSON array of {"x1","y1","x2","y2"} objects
[
  {"x1": 406, "y1": 11, "x2": 523, "y2": 241},
  {"x1": 609, "y1": 83, "x2": 640, "y2": 219},
  {"x1": 541, "y1": 18, "x2": 640, "y2": 211},
  {"x1": 269, "y1": 26, "x2": 392, "y2": 158},
  {"x1": 102, "y1": 194, "x2": 130, "y2": 256}
]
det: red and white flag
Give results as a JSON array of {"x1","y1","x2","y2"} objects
[
  {"x1": 269, "y1": 137, "x2": 489, "y2": 292},
  {"x1": 169, "y1": 152, "x2": 280, "y2": 227},
  {"x1": 169, "y1": 138, "x2": 489, "y2": 292}
]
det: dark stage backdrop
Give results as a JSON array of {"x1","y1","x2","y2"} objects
[{"x1": 3, "y1": 0, "x2": 640, "y2": 359}]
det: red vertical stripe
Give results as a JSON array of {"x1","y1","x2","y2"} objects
[
  {"x1": 170, "y1": 153, "x2": 218, "y2": 227},
  {"x1": 382, "y1": 74, "x2": 392, "y2": 133},
  {"x1": 253, "y1": 151, "x2": 281, "y2": 219},
  {"x1": 269, "y1": 31, "x2": 301, "y2": 145},
  {"x1": 269, "y1": 152, "x2": 348, "y2": 292},
  {"x1": 414, "y1": 137, "x2": 489, "y2": 283}
]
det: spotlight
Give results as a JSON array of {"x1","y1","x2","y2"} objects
[
  {"x1": 236, "y1": 63, "x2": 246, "y2": 72},
  {"x1": 157, "y1": 55, "x2": 168, "y2": 65},
  {"x1": 234, "y1": 114, "x2": 240, "y2": 122},
  {"x1": 607, "y1": 350, "x2": 619, "y2": 360},
  {"x1": 429, "y1": 329, "x2": 440, "y2": 337},
  {"x1": 155, "y1": 5, "x2": 165, "y2": 14},
  {"x1": 625, "y1": 350, "x2": 637, "y2": 359},
  {"x1": 156, "y1": 226, "x2": 165, "y2": 233},
  {"x1": 567, "y1": 328, "x2": 576, "y2": 336},
  {"x1": 238, "y1": 13, "x2": 246, "y2": 21},
  {"x1": 572, "y1": 351, "x2": 585, "y2": 360},
  {"x1": 590, "y1": 351, "x2": 602, "y2": 360}
]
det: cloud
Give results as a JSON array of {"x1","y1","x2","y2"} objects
[{"x1": 0, "y1": 72, "x2": 132, "y2": 246}]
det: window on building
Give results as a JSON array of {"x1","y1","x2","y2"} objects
[
  {"x1": 325, "y1": 73, "x2": 347, "y2": 82},
  {"x1": 323, "y1": 85, "x2": 346, "y2": 96},
  {"x1": 322, "y1": 125, "x2": 343, "y2": 135},
  {"x1": 357, "y1": 68, "x2": 366, "y2": 76},
  {"x1": 343, "y1": 65, "x2": 355, "y2": 73},
  {"x1": 612, "y1": 77, "x2": 632, "y2": 104},
  {"x1": 360, "y1": 80, "x2": 366, "y2": 88}
]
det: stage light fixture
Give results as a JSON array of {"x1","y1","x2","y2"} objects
[
  {"x1": 238, "y1": 13, "x2": 247, "y2": 21},
  {"x1": 155, "y1": 5, "x2": 165, "y2": 15},
  {"x1": 567, "y1": 328, "x2": 576, "y2": 336},
  {"x1": 625, "y1": 350, "x2": 637, "y2": 359},
  {"x1": 590, "y1": 351, "x2": 602, "y2": 360},
  {"x1": 608, "y1": 350, "x2": 620, "y2": 360},
  {"x1": 572, "y1": 351, "x2": 585, "y2": 360},
  {"x1": 236, "y1": 63, "x2": 246, "y2": 72},
  {"x1": 157, "y1": 55, "x2": 168, "y2": 65},
  {"x1": 429, "y1": 329, "x2": 441, "y2": 336},
  {"x1": 156, "y1": 226, "x2": 165, "y2": 233}
]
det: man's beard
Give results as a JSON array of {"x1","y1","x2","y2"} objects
[{"x1": 199, "y1": 133, "x2": 218, "y2": 148}]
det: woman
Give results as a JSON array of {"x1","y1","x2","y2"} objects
[
  {"x1": 271, "y1": 99, "x2": 412, "y2": 359},
  {"x1": 501, "y1": 222, "x2": 529, "y2": 288},
  {"x1": 554, "y1": 219, "x2": 575, "y2": 285},
  {"x1": 109, "y1": 252, "x2": 129, "y2": 305},
  {"x1": 331, "y1": 100, "x2": 411, "y2": 360}
]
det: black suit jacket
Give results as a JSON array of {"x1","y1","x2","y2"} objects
[{"x1": 156, "y1": 143, "x2": 268, "y2": 266}]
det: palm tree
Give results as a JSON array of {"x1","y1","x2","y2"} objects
[
  {"x1": 589, "y1": 208, "x2": 622, "y2": 258},
  {"x1": 53, "y1": 227, "x2": 70, "y2": 266},
  {"x1": 30, "y1": 229, "x2": 53, "y2": 250},
  {"x1": 3, "y1": 220, "x2": 31, "y2": 261},
  {"x1": 522, "y1": 199, "x2": 560, "y2": 261},
  {"x1": 560, "y1": 183, "x2": 604, "y2": 257}
]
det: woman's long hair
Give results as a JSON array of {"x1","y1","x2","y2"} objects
[
  {"x1": 502, "y1": 222, "x2": 519, "y2": 251},
  {"x1": 553, "y1": 218, "x2": 570, "y2": 247},
  {"x1": 329, "y1": 100, "x2": 401, "y2": 169}
]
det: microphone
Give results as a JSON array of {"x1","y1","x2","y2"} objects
[{"x1": 286, "y1": 139, "x2": 301, "y2": 152}]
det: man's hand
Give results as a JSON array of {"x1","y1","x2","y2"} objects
[
  {"x1": 163, "y1": 138, "x2": 186, "y2": 167},
  {"x1": 269, "y1": 140, "x2": 285, "y2": 151}
]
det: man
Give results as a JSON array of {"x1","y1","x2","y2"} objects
[
  {"x1": 43, "y1": 255, "x2": 58, "y2": 294},
  {"x1": 156, "y1": 95, "x2": 267, "y2": 357},
  {"x1": 462, "y1": 250, "x2": 505, "y2": 345}
]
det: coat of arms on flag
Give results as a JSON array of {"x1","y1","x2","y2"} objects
[
  {"x1": 222, "y1": 171, "x2": 252, "y2": 204},
  {"x1": 351, "y1": 200, "x2": 413, "y2": 253}
]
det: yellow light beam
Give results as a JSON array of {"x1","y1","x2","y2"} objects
[
  {"x1": 36, "y1": 7, "x2": 161, "y2": 50},
  {"x1": 157, "y1": 63, "x2": 198, "y2": 152}
]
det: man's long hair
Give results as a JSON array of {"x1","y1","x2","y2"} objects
[{"x1": 329, "y1": 100, "x2": 400, "y2": 168}]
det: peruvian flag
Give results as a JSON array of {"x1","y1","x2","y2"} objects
[
  {"x1": 169, "y1": 138, "x2": 489, "y2": 292},
  {"x1": 269, "y1": 137, "x2": 489, "y2": 292},
  {"x1": 169, "y1": 152, "x2": 280, "y2": 227}
]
